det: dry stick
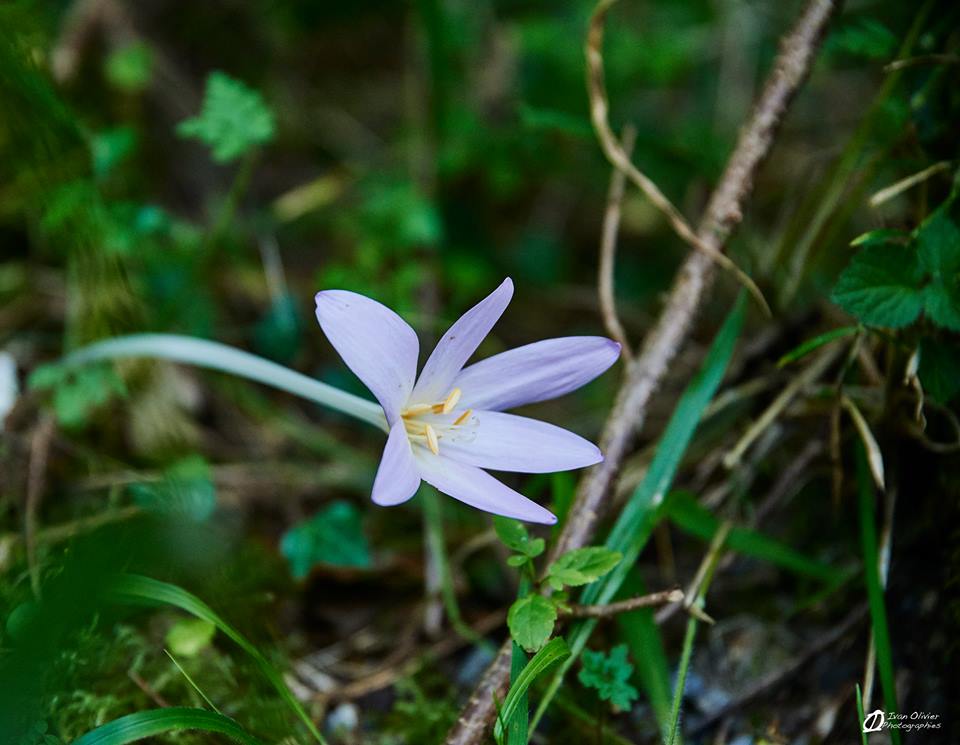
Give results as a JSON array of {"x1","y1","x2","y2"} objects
[
  {"x1": 445, "y1": 3, "x2": 837, "y2": 743},
  {"x1": 598, "y1": 124, "x2": 637, "y2": 358},
  {"x1": 563, "y1": 588, "x2": 684, "y2": 619},
  {"x1": 587, "y1": 0, "x2": 770, "y2": 318},
  {"x1": 25, "y1": 416, "x2": 55, "y2": 598}
]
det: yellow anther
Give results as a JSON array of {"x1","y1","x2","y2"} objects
[
  {"x1": 442, "y1": 387, "x2": 462, "y2": 414},
  {"x1": 453, "y1": 409, "x2": 472, "y2": 426},
  {"x1": 403, "y1": 403, "x2": 434, "y2": 417},
  {"x1": 425, "y1": 424, "x2": 440, "y2": 455}
]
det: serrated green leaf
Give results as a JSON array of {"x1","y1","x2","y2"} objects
[
  {"x1": 507, "y1": 594, "x2": 557, "y2": 652},
  {"x1": 547, "y1": 547, "x2": 621, "y2": 589},
  {"x1": 177, "y1": 71, "x2": 275, "y2": 163},
  {"x1": 578, "y1": 644, "x2": 639, "y2": 710},
  {"x1": 165, "y1": 618, "x2": 216, "y2": 657},
  {"x1": 917, "y1": 211, "x2": 960, "y2": 331},
  {"x1": 832, "y1": 244, "x2": 925, "y2": 327},
  {"x1": 919, "y1": 337, "x2": 960, "y2": 403},
  {"x1": 281, "y1": 500, "x2": 371, "y2": 579}
]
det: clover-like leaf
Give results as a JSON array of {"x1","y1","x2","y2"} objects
[
  {"x1": 578, "y1": 644, "x2": 639, "y2": 711},
  {"x1": 547, "y1": 547, "x2": 621, "y2": 590},
  {"x1": 831, "y1": 244, "x2": 925, "y2": 328},
  {"x1": 507, "y1": 595, "x2": 557, "y2": 653},
  {"x1": 281, "y1": 500, "x2": 371, "y2": 579},
  {"x1": 177, "y1": 71, "x2": 275, "y2": 163}
]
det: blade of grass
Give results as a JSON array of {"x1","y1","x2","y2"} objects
[
  {"x1": 665, "y1": 491, "x2": 839, "y2": 581},
  {"x1": 616, "y1": 571, "x2": 672, "y2": 733},
  {"x1": 856, "y1": 448, "x2": 900, "y2": 745},
  {"x1": 494, "y1": 637, "x2": 570, "y2": 745},
  {"x1": 507, "y1": 574, "x2": 533, "y2": 745},
  {"x1": 532, "y1": 294, "x2": 746, "y2": 729},
  {"x1": 60, "y1": 334, "x2": 387, "y2": 431},
  {"x1": 777, "y1": 326, "x2": 859, "y2": 367},
  {"x1": 855, "y1": 683, "x2": 868, "y2": 745},
  {"x1": 72, "y1": 708, "x2": 265, "y2": 745},
  {"x1": 107, "y1": 574, "x2": 327, "y2": 745},
  {"x1": 165, "y1": 650, "x2": 222, "y2": 714}
]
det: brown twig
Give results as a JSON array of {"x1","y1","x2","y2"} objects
[
  {"x1": 563, "y1": 588, "x2": 684, "y2": 618},
  {"x1": 587, "y1": 0, "x2": 770, "y2": 317},
  {"x1": 25, "y1": 415, "x2": 55, "y2": 598},
  {"x1": 445, "y1": 2, "x2": 836, "y2": 742},
  {"x1": 598, "y1": 124, "x2": 637, "y2": 358}
]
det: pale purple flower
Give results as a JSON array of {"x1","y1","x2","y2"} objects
[{"x1": 314, "y1": 279, "x2": 620, "y2": 524}]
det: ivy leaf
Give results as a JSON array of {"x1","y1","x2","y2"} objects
[
  {"x1": 507, "y1": 595, "x2": 557, "y2": 653},
  {"x1": 177, "y1": 71, "x2": 275, "y2": 163},
  {"x1": 547, "y1": 547, "x2": 621, "y2": 591},
  {"x1": 494, "y1": 516, "x2": 544, "y2": 558},
  {"x1": 130, "y1": 455, "x2": 217, "y2": 522},
  {"x1": 917, "y1": 211, "x2": 960, "y2": 331},
  {"x1": 831, "y1": 244, "x2": 925, "y2": 327},
  {"x1": 281, "y1": 500, "x2": 371, "y2": 579},
  {"x1": 578, "y1": 644, "x2": 639, "y2": 711},
  {"x1": 919, "y1": 338, "x2": 960, "y2": 404}
]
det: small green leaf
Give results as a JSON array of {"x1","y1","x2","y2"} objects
[
  {"x1": 177, "y1": 71, "x2": 275, "y2": 163},
  {"x1": 507, "y1": 595, "x2": 557, "y2": 653},
  {"x1": 917, "y1": 211, "x2": 960, "y2": 331},
  {"x1": 91, "y1": 127, "x2": 138, "y2": 179},
  {"x1": 166, "y1": 618, "x2": 216, "y2": 657},
  {"x1": 29, "y1": 363, "x2": 126, "y2": 427},
  {"x1": 281, "y1": 500, "x2": 371, "y2": 579},
  {"x1": 827, "y1": 18, "x2": 897, "y2": 60},
  {"x1": 832, "y1": 244, "x2": 925, "y2": 327},
  {"x1": 547, "y1": 547, "x2": 621, "y2": 589},
  {"x1": 131, "y1": 455, "x2": 216, "y2": 522},
  {"x1": 919, "y1": 338, "x2": 960, "y2": 404},
  {"x1": 105, "y1": 41, "x2": 154, "y2": 92},
  {"x1": 506, "y1": 555, "x2": 528, "y2": 568},
  {"x1": 578, "y1": 644, "x2": 639, "y2": 711},
  {"x1": 494, "y1": 516, "x2": 544, "y2": 557}
]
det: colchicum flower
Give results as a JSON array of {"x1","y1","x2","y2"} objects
[{"x1": 315, "y1": 279, "x2": 619, "y2": 524}]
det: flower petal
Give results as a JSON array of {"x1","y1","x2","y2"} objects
[
  {"x1": 315, "y1": 290, "x2": 419, "y2": 423},
  {"x1": 413, "y1": 450, "x2": 557, "y2": 524},
  {"x1": 409, "y1": 278, "x2": 513, "y2": 404},
  {"x1": 371, "y1": 421, "x2": 421, "y2": 506},
  {"x1": 454, "y1": 336, "x2": 620, "y2": 411},
  {"x1": 440, "y1": 410, "x2": 602, "y2": 473}
]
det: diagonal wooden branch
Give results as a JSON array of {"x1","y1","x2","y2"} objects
[{"x1": 445, "y1": 2, "x2": 836, "y2": 743}]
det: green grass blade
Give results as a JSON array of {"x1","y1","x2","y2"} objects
[
  {"x1": 856, "y1": 448, "x2": 900, "y2": 745},
  {"x1": 532, "y1": 294, "x2": 747, "y2": 729},
  {"x1": 108, "y1": 574, "x2": 328, "y2": 745},
  {"x1": 73, "y1": 708, "x2": 265, "y2": 745},
  {"x1": 494, "y1": 638, "x2": 569, "y2": 745},
  {"x1": 61, "y1": 333, "x2": 387, "y2": 431},
  {"x1": 855, "y1": 683, "x2": 868, "y2": 745},
  {"x1": 665, "y1": 492, "x2": 838, "y2": 582},
  {"x1": 616, "y1": 572, "x2": 672, "y2": 733},
  {"x1": 666, "y1": 614, "x2": 698, "y2": 745},
  {"x1": 507, "y1": 574, "x2": 533, "y2": 745},
  {"x1": 777, "y1": 326, "x2": 858, "y2": 367}
]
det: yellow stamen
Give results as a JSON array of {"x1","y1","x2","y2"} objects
[
  {"x1": 453, "y1": 408, "x2": 472, "y2": 426},
  {"x1": 403, "y1": 403, "x2": 434, "y2": 416},
  {"x1": 442, "y1": 387, "x2": 462, "y2": 414},
  {"x1": 425, "y1": 424, "x2": 440, "y2": 455}
]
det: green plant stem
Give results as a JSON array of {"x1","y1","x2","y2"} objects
[
  {"x1": 205, "y1": 150, "x2": 257, "y2": 252},
  {"x1": 61, "y1": 334, "x2": 388, "y2": 431}
]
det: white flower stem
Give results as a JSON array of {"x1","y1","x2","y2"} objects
[{"x1": 62, "y1": 334, "x2": 389, "y2": 432}]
